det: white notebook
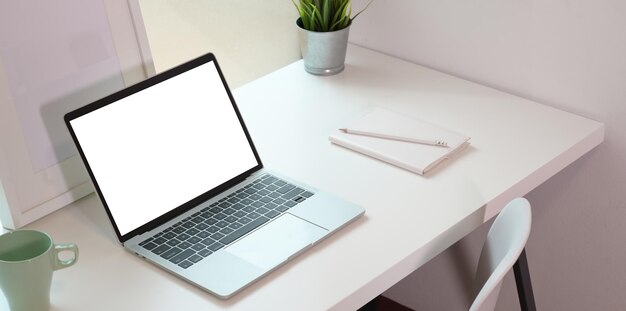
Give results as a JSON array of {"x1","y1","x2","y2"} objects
[{"x1": 329, "y1": 108, "x2": 470, "y2": 175}]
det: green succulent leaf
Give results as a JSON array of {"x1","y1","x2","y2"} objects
[{"x1": 294, "y1": 0, "x2": 374, "y2": 32}]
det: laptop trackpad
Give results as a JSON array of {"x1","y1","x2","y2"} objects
[{"x1": 225, "y1": 213, "x2": 327, "y2": 270}]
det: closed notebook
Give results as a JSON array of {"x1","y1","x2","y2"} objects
[{"x1": 329, "y1": 108, "x2": 470, "y2": 175}]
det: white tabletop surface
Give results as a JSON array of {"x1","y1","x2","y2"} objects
[{"x1": 1, "y1": 45, "x2": 603, "y2": 311}]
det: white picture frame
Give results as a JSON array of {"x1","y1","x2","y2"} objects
[{"x1": 0, "y1": 0, "x2": 153, "y2": 229}]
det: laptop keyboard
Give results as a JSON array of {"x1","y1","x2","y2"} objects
[{"x1": 138, "y1": 174, "x2": 314, "y2": 269}]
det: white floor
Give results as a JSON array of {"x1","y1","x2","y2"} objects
[{"x1": 138, "y1": 0, "x2": 302, "y2": 88}]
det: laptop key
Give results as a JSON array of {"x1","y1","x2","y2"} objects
[
  {"x1": 169, "y1": 249, "x2": 194, "y2": 264},
  {"x1": 273, "y1": 197, "x2": 286, "y2": 204},
  {"x1": 178, "y1": 261, "x2": 193, "y2": 269},
  {"x1": 187, "y1": 236, "x2": 202, "y2": 244},
  {"x1": 204, "y1": 218, "x2": 218, "y2": 226},
  {"x1": 163, "y1": 232, "x2": 176, "y2": 239},
  {"x1": 259, "y1": 196, "x2": 273, "y2": 203},
  {"x1": 208, "y1": 242, "x2": 224, "y2": 252},
  {"x1": 268, "y1": 192, "x2": 280, "y2": 199},
  {"x1": 265, "y1": 210, "x2": 280, "y2": 218},
  {"x1": 139, "y1": 238, "x2": 153, "y2": 246},
  {"x1": 186, "y1": 227, "x2": 200, "y2": 235},
  {"x1": 188, "y1": 254, "x2": 203, "y2": 263},
  {"x1": 220, "y1": 216, "x2": 270, "y2": 245},
  {"x1": 220, "y1": 227, "x2": 234, "y2": 235},
  {"x1": 178, "y1": 241, "x2": 192, "y2": 249},
  {"x1": 225, "y1": 216, "x2": 238, "y2": 223},
  {"x1": 197, "y1": 231, "x2": 210, "y2": 238},
  {"x1": 276, "y1": 184, "x2": 295, "y2": 194},
  {"x1": 142, "y1": 242, "x2": 158, "y2": 250},
  {"x1": 261, "y1": 176, "x2": 277, "y2": 184},
  {"x1": 152, "y1": 244, "x2": 171, "y2": 255},
  {"x1": 264, "y1": 202, "x2": 278, "y2": 210},
  {"x1": 229, "y1": 222, "x2": 243, "y2": 230},
  {"x1": 211, "y1": 232, "x2": 225, "y2": 240},
  {"x1": 215, "y1": 221, "x2": 229, "y2": 228},
  {"x1": 177, "y1": 233, "x2": 191, "y2": 241},
  {"x1": 247, "y1": 211, "x2": 261, "y2": 219},
  {"x1": 191, "y1": 243, "x2": 205, "y2": 251},
  {"x1": 198, "y1": 249, "x2": 213, "y2": 257},
  {"x1": 238, "y1": 217, "x2": 252, "y2": 224},
  {"x1": 172, "y1": 227, "x2": 186, "y2": 234},
  {"x1": 284, "y1": 200, "x2": 297, "y2": 208},
  {"x1": 153, "y1": 237, "x2": 167, "y2": 245},
  {"x1": 161, "y1": 247, "x2": 183, "y2": 260},
  {"x1": 282, "y1": 188, "x2": 304, "y2": 200},
  {"x1": 201, "y1": 237, "x2": 216, "y2": 246},
  {"x1": 302, "y1": 191, "x2": 314, "y2": 198},
  {"x1": 166, "y1": 239, "x2": 181, "y2": 246}
]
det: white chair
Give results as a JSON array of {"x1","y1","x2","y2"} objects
[{"x1": 469, "y1": 198, "x2": 532, "y2": 311}]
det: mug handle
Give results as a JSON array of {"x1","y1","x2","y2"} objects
[{"x1": 53, "y1": 243, "x2": 79, "y2": 270}]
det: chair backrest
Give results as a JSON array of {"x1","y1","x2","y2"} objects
[{"x1": 469, "y1": 198, "x2": 532, "y2": 311}]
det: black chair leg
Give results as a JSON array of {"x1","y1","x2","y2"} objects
[
  {"x1": 513, "y1": 249, "x2": 536, "y2": 311},
  {"x1": 358, "y1": 296, "x2": 379, "y2": 311}
]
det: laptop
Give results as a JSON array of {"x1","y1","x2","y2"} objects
[{"x1": 64, "y1": 53, "x2": 364, "y2": 299}]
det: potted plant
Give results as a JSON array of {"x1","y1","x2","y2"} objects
[{"x1": 292, "y1": 0, "x2": 375, "y2": 75}]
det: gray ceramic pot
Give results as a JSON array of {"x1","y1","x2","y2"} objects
[{"x1": 297, "y1": 18, "x2": 350, "y2": 75}]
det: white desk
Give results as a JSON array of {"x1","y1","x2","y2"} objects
[{"x1": 1, "y1": 45, "x2": 603, "y2": 310}]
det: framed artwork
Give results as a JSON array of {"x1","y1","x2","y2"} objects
[{"x1": 0, "y1": 0, "x2": 153, "y2": 228}]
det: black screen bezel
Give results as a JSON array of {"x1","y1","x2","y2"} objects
[{"x1": 64, "y1": 53, "x2": 263, "y2": 243}]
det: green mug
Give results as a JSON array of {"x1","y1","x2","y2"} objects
[{"x1": 0, "y1": 230, "x2": 78, "y2": 311}]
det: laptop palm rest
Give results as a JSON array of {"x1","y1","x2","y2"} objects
[{"x1": 225, "y1": 213, "x2": 327, "y2": 270}]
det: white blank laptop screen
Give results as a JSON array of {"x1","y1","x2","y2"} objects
[{"x1": 70, "y1": 62, "x2": 258, "y2": 236}]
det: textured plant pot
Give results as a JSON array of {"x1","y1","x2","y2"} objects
[{"x1": 297, "y1": 18, "x2": 350, "y2": 75}]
